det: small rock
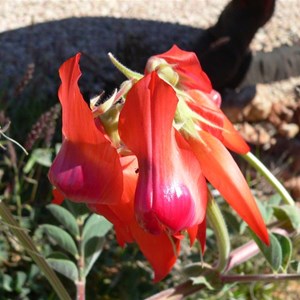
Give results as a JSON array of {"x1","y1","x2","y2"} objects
[
  {"x1": 242, "y1": 85, "x2": 273, "y2": 121},
  {"x1": 284, "y1": 176, "x2": 300, "y2": 200},
  {"x1": 239, "y1": 122, "x2": 274, "y2": 148},
  {"x1": 278, "y1": 123, "x2": 299, "y2": 138}
]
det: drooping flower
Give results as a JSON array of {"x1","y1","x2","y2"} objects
[
  {"x1": 48, "y1": 53, "x2": 123, "y2": 204},
  {"x1": 118, "y1": 71, "x2": 207, "y2": 235},
  {"x1": 143, "y1": 45, "x2": 269, "y2": 245}
]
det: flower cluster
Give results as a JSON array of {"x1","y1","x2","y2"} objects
[{"x1": 49, "y1": 45, "x2": 269, "y2": 281}]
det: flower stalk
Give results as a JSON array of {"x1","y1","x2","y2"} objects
[
  {"x1": 206, "y1": 192, "x2": 230, "y2": 272},
  {"x1": 242, "y1": 152, "x2": 294, "y2": 206},
  {"x1": 76, "y1": 216, "x2": 86, "y2": 300}
]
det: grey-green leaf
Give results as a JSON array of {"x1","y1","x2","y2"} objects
[
  {"x1": 47, "y1": 258, "x2": 78, "y2": 282},
  {"x1": 290, "y1": 260, "x2": 300, "y2": 273},
  {"x1": 40, "y1": 224, "x2": 78, "y2": 257},
  {"x1": 47, "y1": 204, "x2": 79, "y2": 237},
  {"x1": 190, "y1": 276, "x2": 214, "y2": 290},
  {"x1": 273, "y1": 205, "x2": 300, "y2": 230},
  {"x1": 84, "y1": 236, "x2": 105, "y2": 276},
  {"x1": 250, "y1": 230, "x2": 282, "y2": 271},
  {"x1": 274, "y1": 233, "x2": 293, "y2": 271},
  {"x1": 15, "y1": 271, "x2": 27, "y2": 292},
  {"x1": 23, "y1": 148, "x2": 53, "y2": 173},
  {"x1": 82, "y1": 214, "x2": 112, "y2": 243}
]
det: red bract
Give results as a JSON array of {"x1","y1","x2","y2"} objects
[
  {"x1": 119, "y1": 72, "x2": 207, "y2": 234},
  {"x1": 48, "y1": 53, "x2": 123, "y2": 204}
]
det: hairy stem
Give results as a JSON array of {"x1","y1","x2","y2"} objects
[
  {"x1": 206, "y1": 193, "x2": 230, "y2": 272},
  {"x1": 242, "y1": 152, "x2": 294, "y2": 206}
]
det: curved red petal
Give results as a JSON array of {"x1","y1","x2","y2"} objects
[
  {"x1": 187, "y1": 224, "x2": 198, "y2": 247},
  {"x1": 130, "y1": 222, "x2": 180, "y2": 282},
  {"x1": 88, "y1": 155, "x2": 138, "y2": 245},
  {"x1": 152, "y1": 45, "x2": 212, "y2": 93},
  {"x1": 119, "y1": 72, "x2": 206, "y2": 234},
  {"x1": 49, "y1": 140, "x2": 123, "y2": 204},
  {"x1": 188, "y1": 90, "x2": 249, "y2": 154},
  {"x1": 90, "y1": 204, "x2": 134, "y2": 246},
  {"x1": 49, "y1": 54, "x2": 123, "y2": 204},
  {"x1": 58, "y1": 53, "x2": 104, "y2": 144},
  {"x1": 189, "y1": 131, "x2": 269, "y2": 245}
]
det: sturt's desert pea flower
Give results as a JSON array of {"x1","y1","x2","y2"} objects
[{"x1": 49, "y1": 46, "x2": 269, "y2": 281}]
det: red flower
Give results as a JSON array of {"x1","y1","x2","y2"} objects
[
  {"x1": 48, "y1": 53, "x2": 123, "y2": 204},
  {"x1": 146, "y1": 45, "x2": 269, "y2": 245},
  {"x1": 119, "y1": 72, "x2": 207, "y2": 235},
  {"x1": 49, "y1": 47, "x2": 269, "y2": 282}
]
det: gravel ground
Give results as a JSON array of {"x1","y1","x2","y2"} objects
[{"x1": 1, "y1": 0, "x2": 300, "y2": 50}]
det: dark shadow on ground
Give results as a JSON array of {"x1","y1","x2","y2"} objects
[{"x1": 0, "y1": 17, "x2": 203, "y2": 101}]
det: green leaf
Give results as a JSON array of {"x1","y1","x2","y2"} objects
[
  {"x1": 257, "y1": 200, "x2": 273, "y2": 223},
  {"x1": 47, "y1": 204, "x2": 79, "y2": 237},
  {"x1": 291, "y1": 260, "x2": 300, "y2": 273},
  {"x1": 65, "y1": 200, "x2": 90, "y2": 219},
  {"x1": 82, "y1": 214, "x2": 112, "y2": 243},
  {"x1": 40, "y1": 224, "x2": 78, "y2": 257},
  {"x1": 274, "y1": 233, "x2": 292, "y2": 271},
  {"x1": 250, "y1": 231, "x2": 282, "y2": 271},
  {"x1": 2, "y1": 274, "x2": 13, "y2": 292},
  {"x1": 190, "y1": 276, "x2": 214, "y2": 290},
  {"x1": 23, "y1": 148, "x2": 53, "y2": 173},
  {"x1": 273, "y1": 205, "x2": 300, "y2": 230},
  {"x1": 81, "y1": 214, "x2": 112, "y2": 276},
  {"x1": 47, "y1": 258, "x2": 79, "y2": 282},
  {"x1": 15, "y1": 271, "x2": 27, "y2": 292},
  {"x1": 269, "y1": 194, "x2": 282, "y2": 206},
  {"x1": 84, "y1": 237, "x2": 105, "y2": 276},
  {"x1": 47, "y1": 251, "x2": 70, "y2": 260}
]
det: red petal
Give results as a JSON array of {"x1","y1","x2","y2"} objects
[
  {"x1": 51, "y1": 189, "x2": 65, "y2": 205},
  {"x1": 90, "y1": 204, "x2": 134, "y2": 246},
  {"x1": 149, "y1": 45, "x2": 212, "y2": 93},
  {"x1": 130, "y1": 222, "x2": 180, "y2": 282},
  {"x1": 187, "y1": 224, "x2": 198, "y2": 246},
  {"x1": 119, "y1": 72, "x2": 207, "y2": 234},
  {"x1": 58, "y1": 53, "x2": 104, "y2": 143},
  {"x1": 188, "y1": 90, "x2": 249, "y2": 154},
  {"x1": 197, "y1": 217, "x2": 207, "y2": 254},
  {"x1": 49, "y1": 54, "x2": 123, "y2": 204},
  {"x1": 188, "y1": 131, "x2": 269, "y2": 245}
]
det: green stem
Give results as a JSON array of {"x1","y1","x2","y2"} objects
[
  {"x1": 0, "y1": 200, "x2": 72, "y2": 300},
  {"x1": 206, "y1": 193, "x2": 230, "y2": 272},
  {"x1": 242, "y1": 152, "x2": 294, "y2": 206}
]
